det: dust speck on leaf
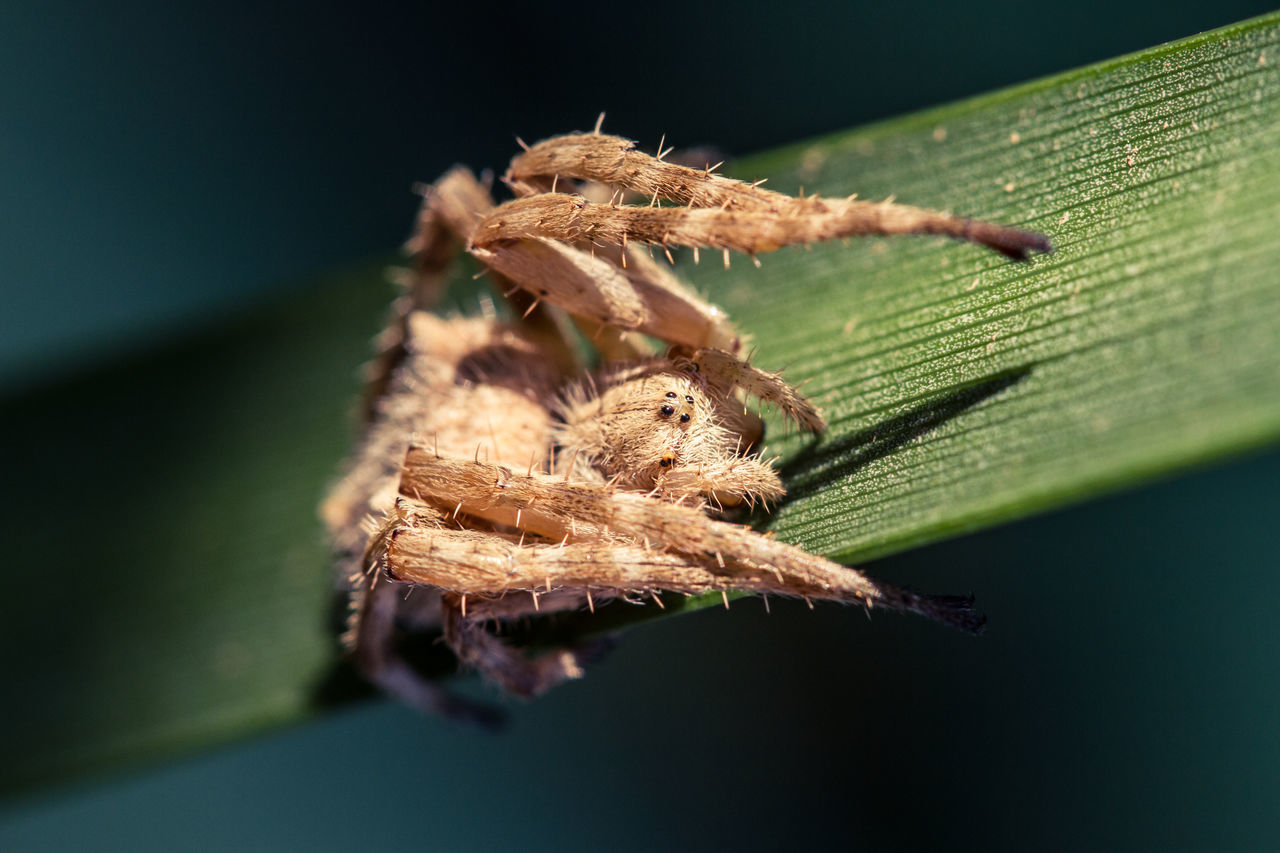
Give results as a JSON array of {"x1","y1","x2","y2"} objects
[{"x1": 799, "y1": 146, "x2": 827, "y2": 179}]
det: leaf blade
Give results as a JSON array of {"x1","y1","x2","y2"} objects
[{"x1": 684, "y1": 15, "x2": 1280, "y2": 563}]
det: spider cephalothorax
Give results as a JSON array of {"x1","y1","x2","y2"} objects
[{"x1": 321, "y1": 117, "x2": 1050, "y2": 722}]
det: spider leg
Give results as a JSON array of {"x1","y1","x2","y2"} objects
[
  {"x1": 333, "y1": 507, "x2": 501, "y2": 726},
  {"x1": 469, "y1": 235, "x2": 740, "y2": 350},
  {"x1": 474, "y1": 190, "x2": 1052, "y2": 267},
  {"x1": 344, "y1": 569, "x2": 504, "y2": 728},
  {"x1": 443, "y1": 595, "x2": 616, "y2": 697},
  {"x1": 374, "y1": 497, "x2": 883, "y2": 694},
  {"x1": 363, "y1": 500, "x2": 615, "y2": 696},
  {"x1": 407, "y1": 167, "x2": 581, "y2": 373},
  {"x1": 380, "y1": 501, "x2": 787, "y2": 598},
  {"x1": 507, "y1": 131, "x2": 766, "y2": 210},
  {"x1": 506, "y1": 132, "x2": 1052, "y2": 260},
  {"x1": 677, "y1": 346, "x2": 826, "y2": 433},
  {"x1": 398, "y1": 450, "x2": 985, "y2": 633},
  {"x1": 655, "y1": 455, "x2": 785, "y2": 509},
  {"x1": 404, "y1": 167, "x2": 496, "y2": 310},
  {"x1": 468, "y1": 169, "x2": 1048, "y2": 350},
  {"x1": 361, "y1": 167, "x2": 547, "y2": 422},
  {"x1": 566, "y1": 242, "x2": 710, "y2": 361}
]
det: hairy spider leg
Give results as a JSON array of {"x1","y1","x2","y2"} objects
[
  {"x1": 506, "y1": 132, "x2": 1052, "y2": 260},
  {"x1": 396, "y1": 450, "x2": 986, "y2": 634}
]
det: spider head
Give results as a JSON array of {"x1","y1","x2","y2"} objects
[
  {"x1": 657, "y1": 390, "x2": 695, "y2": 426},
  {"x1": 555, "y1": 369, "x2": 781, "y2": 504},
  {"x1": 638, "y1": 382, "x2": 705, "y2": 477}
]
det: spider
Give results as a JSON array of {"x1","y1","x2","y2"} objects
[{"x1": 321, "y1": 116, "x2": 1051, "y2": 723}]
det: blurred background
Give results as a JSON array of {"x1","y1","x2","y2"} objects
[
  {"x1": 2, "y1": 1, "x2": 1278, "y2": 850},
  {"x1": 5, "y1": 0, "x2": 1279, "y2": 393}
]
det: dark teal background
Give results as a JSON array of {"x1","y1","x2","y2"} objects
[
  {"x1": 4, "y1": 0, "x2": 1277, "y2": 390},
  {"x1": 3, "y1": 452, "x2": 1278, "y2": 850},
  {"x1": 2, "y1": 2, "x2": 1278, "y2": 850}
]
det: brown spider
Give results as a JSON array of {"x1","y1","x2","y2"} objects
[{"x1": 321, "y1": 116, "x2": 1050, "y2": 723}]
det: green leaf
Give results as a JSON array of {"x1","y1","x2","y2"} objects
[
  {"x1": 3, "y1": 12, "x2": 1279, "y2": 795},
  {"x1": 686, "y1": 13, "x2": 1280, "y2": 564}
]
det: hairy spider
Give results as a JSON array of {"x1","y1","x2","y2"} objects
[{"x1": 321, "y1": 116, "x2": 1050, "y2": 723}]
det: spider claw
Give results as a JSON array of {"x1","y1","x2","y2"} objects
[{"x1": 917, "y1": 593, "x2": 987, "y2": 635}]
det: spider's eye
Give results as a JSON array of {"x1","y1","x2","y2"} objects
[
  {"x1": 659, "y1": 456, "x2": 674, "y2": 467},
  {"x1": 685, "y1": 395, "x2": 694, "y2": 404},
  {"x1": 665, "y1": 391, "x2": 678, "y2": 399},
  {"x1": 679, "y1": 413, "x2": 691, "y2": 423},
  {"x1": 659, "y1": 404, "x2": 675, "y2": 417}
]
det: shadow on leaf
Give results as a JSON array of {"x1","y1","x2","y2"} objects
[{"x1": 776, "y1": 364, "x2": 1036, "y2": 507}]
